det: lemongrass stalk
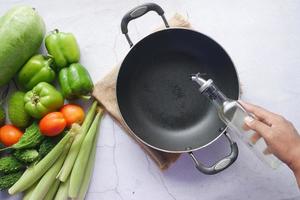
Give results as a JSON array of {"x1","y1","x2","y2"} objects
[
  {"x1": 22, "y1": 180, "x2": 38, "y2": 200},
  {"x1": 9, "y1": 124, "x2": 80, "y2": 195},
  {"x1": 43, "y1": 179, "x2": 60, "y2": 200},
  {"x1": 76, "y1": 115, "x2": 100, "y2": 200},
  {"x1": 58, "y1": 101, "x2": 97, "y2": 182},
  {"x1": 54, "y1": 176, "x2": 70, "y2": 200},
  {"x1": 69, "y1": 108, "x2": 103, "y2": 198},
  {"x1": 29, "y1": 140, "x2": 72, "y2": 200}
]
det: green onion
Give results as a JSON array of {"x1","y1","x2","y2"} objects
[
  {"x1": 8, "y1": 124, "x2": 80, "y2": 195},
  {"x1": 69, "y1": 108, "x2": 103, "y2": 198},
  {"x1": 29, "y1": 140, "x2": 71, "y2": 200},
  {"x1": 58, "y1": 101, "x2": 97, "y2": 182},
  {"x1": 43, "y1": 179, "x2": 60, "y2": 200},
  {"x1": 77, "y1": 114, "x2": 100, "y2": 200},
  {"x1": 54, "y1": 176, "x2": 70, "y2": 200}
]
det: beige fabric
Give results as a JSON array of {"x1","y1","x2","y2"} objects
[{"x1": 93, "y1": 14, "x2": 191, "y2": 170}]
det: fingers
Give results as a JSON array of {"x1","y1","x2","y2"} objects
[
  {"x1": 263, "y1": 147, "x2": 272, "y2": 155},
  {"x1": 242, "y1": 123, "x2": 250, "y2": 131},
  {"x1": 239, "y1": 101, "x2": 278, "y2": 125},
  {"x1": 244, "y1": 116, "x2": 272, "y2": 140},
  {"x1": 243, "y1": 122, "x2": 262, "y2": 143},
  {"x1": 250, "y1": 132, "x2": 261, "y2": 144}
]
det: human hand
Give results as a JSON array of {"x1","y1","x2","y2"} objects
[{"x1": 240, "y1": 101, "x2": 300, "y2": 179}]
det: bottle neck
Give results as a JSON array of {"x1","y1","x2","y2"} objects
[{"x1": 201, "y1": 82, "x2": 229, "y2": 109}]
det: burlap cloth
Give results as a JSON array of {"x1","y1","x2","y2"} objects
[{"x1": 93, "y1": 14, "x2": 190, "y2": 170}]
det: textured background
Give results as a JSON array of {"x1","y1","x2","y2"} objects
[{"x1": 1, "y1": 0, "x2": 300, "y2": 199}]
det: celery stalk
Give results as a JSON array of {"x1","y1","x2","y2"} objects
[
  {"x1": 76, "y1": 115, "x2": 99, "y2": 200},
  {"x1": 43, "y1": 179, "x2": 60, "y2": 200},
  {"x1": 29, "y1": 141, "x2": 72, "y2": 200},
  {"x1": 69, "y1": 108, "x2": 103, "y2": 198},
  {"x1": 9, "y1": 124, "x2": 80, "y2": 195},
  {"x1": 58, "y1": 101, "x2": 97, "y2": 182},
  {"x1": 54, "y1": 176, "x2": 70, "y2": 200}
]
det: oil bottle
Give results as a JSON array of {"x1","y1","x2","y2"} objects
[{"x1": 191, "y1": 73, "x2": 281, "y2": 169}]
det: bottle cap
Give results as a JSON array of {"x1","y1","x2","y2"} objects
[{"x1": 190, "y1": 73, "x2": 213, "y2": 93}]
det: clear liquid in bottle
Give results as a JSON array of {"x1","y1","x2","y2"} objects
[
  {"x1": 220, "y1": 101, "x2": 282, "y2": 169},
  {"x1": 191, "y1": 73, "x2": 282, "y2": 169}
]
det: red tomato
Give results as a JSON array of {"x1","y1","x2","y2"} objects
[
  {"x1": 0, "y1": 125, "x2": 23, "y2": 146},
  {"x1": 39, "y1": 112, "x2": 66, "y2": 136},
  {"x1": 60, "y1": 104, "x2": 85, "y2": 127}
]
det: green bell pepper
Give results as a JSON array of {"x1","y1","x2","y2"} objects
[
  {"x1": 17, "y1": 54, "x2": 56, "y2": 91},
  {"x1": 58, "y1": 63, "x2": 93, "y2": 99},
  {"x1": 24, "y1": 82, "x2": 64, "y2": 119},
  {"x1": 45, "y1": 29, "x2": 80, "y2": 70}
]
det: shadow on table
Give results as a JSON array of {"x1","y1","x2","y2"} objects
[{"x1": 0, "y1": 192, "x2": 22, "y2": 200}]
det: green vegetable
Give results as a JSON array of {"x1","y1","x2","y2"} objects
[
  {"x1": 30, "y1": 142, "x2": 71, "y2": 200},
  {"x1": 22, "y1": 180, "x2": 38, "y2": 200},
  {"x1": 43, "y1": 179, "x2": 60, "y2": 200},
  {"x1": 45, "y1": 29, "x2": 80, "y2": 70},
  {"x1": 69, "y1": 108, "x2": 103, "y2": 198},
  {"x1": 54, "y1": 177, "x2": 70, "y2": 200},
  {"x1": 58, "y1": 63, "x2": 93, "y2": 99},
  {"x1": 8, "y1": 124, "x2": 80, "y2": 195},
  {"x1": 17, "y1": 54, "x2": 56, "y2": 91},
  {"x1": 0, "y1": 122, "x2": 44, "y2": 151},
  {"x1": 77, "y1": 112, "x2": 100, "y2": 200},
  {"x1": 0, "y1": 156, "x2": 24, "y2": 174},
  {"x1": 13, "y1": 149, "x2": 39, "y2": 163},
  {"x1": 0, "y1": 85, "x2": 9, "y2": 126},
  {"x1": 24, "y1": 82, "x2": 64, "y2": 119},
  {"x1": 0, "y1": 6, "x2": 45, "y2": 87},
  {"x1": 8, "y1": 91, "x2": 31, "y2": 128},
  {"x1": 58, "y1": 101, "x2": 97, "y2": 182},
  {"x1": 0, "y1": 171, "x2": 23, "y2": 190},
  {"x1": 0, "y1": 105, "x2": 5, "y2": 126},
  {"x1": 39, "y1": 137, "x2": 59, "y2": 158}
]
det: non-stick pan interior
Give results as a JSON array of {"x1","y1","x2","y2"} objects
[{"x1": 117, "y1": 28, "x2": 239, "y2": 152}]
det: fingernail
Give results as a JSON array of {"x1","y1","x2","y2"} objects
[{"x1": 244, "y1": 116, "x2": 254, "y2": 125}]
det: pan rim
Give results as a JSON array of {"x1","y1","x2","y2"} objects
[{"x1": 116, "y1": 27, "x2": 241, "y2": 153}]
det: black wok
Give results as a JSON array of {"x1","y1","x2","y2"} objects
[{"x1": 117, "y1": 3, "x2": 240, "y2": 174}]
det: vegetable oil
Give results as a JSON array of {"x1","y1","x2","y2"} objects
[{"x1": 191, "y1": 73, "x2": 281, "y2": 169}]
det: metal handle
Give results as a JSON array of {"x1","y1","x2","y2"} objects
[
  {"x1": 121, "y1": 3, "x2": 169, "y2": 47},
  {"x1": 189, "y1": 132, "x2": 239, "y2": 175}
]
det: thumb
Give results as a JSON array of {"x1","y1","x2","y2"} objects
[{"x1": 244, "y1": 116, "x2": 271, "y2": 139}]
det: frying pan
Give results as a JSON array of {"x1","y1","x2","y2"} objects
[{"x1": 117, "y1": 3, "x2": 240, "y2": 174}]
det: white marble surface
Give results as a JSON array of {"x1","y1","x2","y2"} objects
[{"x1": 1, "y1": 0, "x2": 300, "y2": 199}]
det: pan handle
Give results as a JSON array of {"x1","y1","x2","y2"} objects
[
  {"x1": 121, "y1": 3, "x2": 169, "y2": 47},
  {"x1": 188, "y1": 132, "x2": 238, "y2": 175}
]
